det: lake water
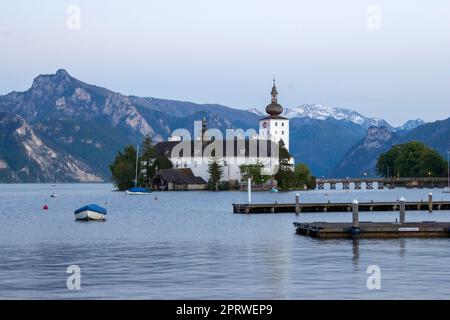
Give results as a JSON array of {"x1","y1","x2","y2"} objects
[{"x1": 1, "y1": 184, "x2": 450, "y2": 299}]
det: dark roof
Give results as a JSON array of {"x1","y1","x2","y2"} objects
[
  {"x1": 154, "y1": 141, "x2": 181, "y2": 157},
  {"x1": 265, "y1": 102, "x2": 284, "y2": 116},
  {"x1": 155, "y1": 168, "x2": 206, "y2": 185},
  {"x1": 154, "y1": 138, "x2": 279, "y2": 158},
  {"x1": 260, "y1": 115, "x2": 288, "y2": 120}
]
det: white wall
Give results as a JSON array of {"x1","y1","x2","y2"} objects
[
  {"x1": 259, "y1": 119, "x2": 290, "y2": 151},
  {"x1": 171, "y1": 156, "x2": 279, "y2": 182}
]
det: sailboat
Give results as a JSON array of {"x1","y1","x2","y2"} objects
[
  {"x1": 443, "y1": 151, "x2": 450, "y2": 193},
  {"x1": 125, "y1": 144, "x2": 152, "y2": 195}
]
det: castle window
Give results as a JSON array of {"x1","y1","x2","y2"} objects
[
  {"x1": 282, "y1": 122, "x2": 284, "y2": 126},
  {"x1": 282, "y1": 131, "x2": 284, "y2": 135},
  {"x1": 275, "y1": 122, "x2": 278, "y2": 126}
]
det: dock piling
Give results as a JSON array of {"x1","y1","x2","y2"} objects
[
  {"x1": 295, "y1": 193, "x2": 300, "y2": 214},
  {"x1": 248, "y1": 177, "x2": 252, "y2": 204},
  {"x1": 429, "y1": 193, "x2": 433, "y2": 213},
  {"x1": 352, "y1": 199, "x2": 359, "y2": 228},
  {"x1": 399, "y1": 197, "x2": 406, "y2": 223}
]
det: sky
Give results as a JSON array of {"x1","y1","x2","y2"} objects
[{"x1": 0, "y1": 0, "x2": 449, "y2": 126}]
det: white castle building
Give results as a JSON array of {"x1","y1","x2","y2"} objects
[
  {"x1": 154, "y1": 80, "x2": 292, "y2": 184},
  {"x1": 258, "y1": 79, "x2": 290, "y2": 151}
]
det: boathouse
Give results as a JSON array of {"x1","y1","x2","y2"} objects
[{"x1": 153, "y1": 168, "x2": 207, "y2": 191}]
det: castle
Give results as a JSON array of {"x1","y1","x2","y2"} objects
[{"x1": 154, "y1": 80, "x2": 292, "y2": 186}]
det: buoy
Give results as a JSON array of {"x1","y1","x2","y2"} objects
[
  {"x1": 43, "y1": 205, "x2": 49, "y2": 210},
  {"x1": 154, "y1": 197, "x2": 158, "y2": 200}
]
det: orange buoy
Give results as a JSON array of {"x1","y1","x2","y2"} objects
[{"x1": 43, "y1": 205, "x2": 49, "y2": 210}]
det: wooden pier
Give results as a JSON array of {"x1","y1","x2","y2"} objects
[
  {"x1": 316, "y1": 177, "x2": 448, "y2": 190},
  {"x1": 233, "y1": 201, "x2": 450, "y2": 214},
  {"x1": 293, "y1": 198, "x2": 450, "y2": 238},
  {"x1": 293, "y1": 221, "x2": 450, "y2": 238}
]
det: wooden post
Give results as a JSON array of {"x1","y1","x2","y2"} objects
[
  {"x1": 428, "y1": 192, "x2": 433, "y2": 213},
  {"x1": 399, "y1": 197, "x2": 406, "y2": 224},
  {"x1": 352, "y1": 199, "x2": 359, "y2": 228},
  {"x1": 248, "y1": 177, "x2": 252, "y2": 204},
  {"x1": 295, "y1": 193, "x2": 300, "y2": 214}
]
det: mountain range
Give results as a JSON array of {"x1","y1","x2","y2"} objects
[{"x1": 0, "y1": 69, "x2": 447, "y2": 182}]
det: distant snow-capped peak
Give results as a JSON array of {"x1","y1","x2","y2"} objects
[
  {"x1": 246, "y1": 107, "x2": 265, "y2": 116},
  {"x1": 249, "y1": 104, "x2": 392, "y2": 129},
  {"x1": 397, "y1": 119, "x2": 425, "y2": 131}
]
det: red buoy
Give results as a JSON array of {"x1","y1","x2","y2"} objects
[{"x1": 43, "y1": 205, "x2": 49, "y2": 210}]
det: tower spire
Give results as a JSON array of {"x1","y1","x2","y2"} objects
[{"x1": 271, "y1": 77, "x2": 278, "y2": 104}]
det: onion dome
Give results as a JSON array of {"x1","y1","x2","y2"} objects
[{"x1": 265, "y1": 78, "x2": 284, "y2": 116}]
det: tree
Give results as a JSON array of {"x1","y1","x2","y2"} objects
[
  {"x1": 208, "y1": 158, "x2": 223, "y2": 191},
  {"x1": 275, "y1": 140, "x2": 296, "y2": 190},
  {"x1": 154, "y1": 155, "x2": 173, "y2": 170},
  {"x1": 110, "y1": 136, "x2": 173, "y2": 191},
  {"x1": 141, "y1": 135, "x2": 156, "y2": 187},
  {"x1": 239, "y1": 161, "x2": 270, "y2": 185},
  {"x1": 376, "y1": 142, "x2": 447, "y2": 178},
  {"x1": 109, "y1": 145, "x2": 140, "y2": 191},
  {"x1": 294, "y1": 163, "x2": 316, "y2": 189}
]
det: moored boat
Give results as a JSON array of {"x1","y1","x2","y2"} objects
[
  {"x1": 125, "y1": 187, "x2": 152, "y2": 195},
  {"x1": 74, "y1": 204, "x2": 107, "y2": 221}
]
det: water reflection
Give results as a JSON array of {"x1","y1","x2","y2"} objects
[
  {"x1": 352, "y1": 238, "x2": 360, "y2": 268},
  {"x1": 1, "y1": 184, "x2": 450, "y2": 299}
]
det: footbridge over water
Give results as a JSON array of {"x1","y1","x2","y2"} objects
[{"x1": 316, "y1": 177, "x2": 449, "y2": 190}]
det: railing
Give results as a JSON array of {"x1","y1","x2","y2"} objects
[{"x1": 317, "y1": 177, "x2": 448, "y2": 183}]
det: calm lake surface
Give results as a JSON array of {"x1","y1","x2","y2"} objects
[{"x1": 1, "y1": 183, "x2": 450, "y2": 299}]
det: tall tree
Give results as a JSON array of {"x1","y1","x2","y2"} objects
[
  {"x1": 141, "y1": 135, "x2": 156, "y2": 187},
  {"x1": 275, "y1": 140, "x2": 296, "y2": 190},
  {"x1": 208, "y1": 158, "x2": 223, "y2": 191},
  {"x1": 109, "y1": 145, "x2": 140, "y2": 191}
]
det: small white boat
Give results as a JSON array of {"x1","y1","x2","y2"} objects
[
  {"x1": 125, "y1": 187, "x2": 152, "y2": 195},
  {"x1": 74, "y1": 204, "x2": 107, "y2": 221},
  {"x1": 443, "y1": 187, "x2": 450, "y2": 194},
  {"x1": 270, "y1": 187, "x2": 279, "y2": 193},
  {"x1": 50, "y1": 193, "x2": 57, "y2": 198}
]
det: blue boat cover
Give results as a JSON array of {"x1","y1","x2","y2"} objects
[
  {"x1": 74, "y1": 204, "x2": 107, "y2": 215},
  {"x1": 127, "y1": 187, "x2": 151, "y2": 193}
]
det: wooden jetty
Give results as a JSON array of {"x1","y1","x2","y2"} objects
[
  {"x1": 293, "y1": 221, "x2": 450, "y2": 238},
  {"x1": 294, "y1": 198, "x2": 450, "y2": 238},
  {"x1": 233, "y1": 198, "x2": 450, "y2": 214}
]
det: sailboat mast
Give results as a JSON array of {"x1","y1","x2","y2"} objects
[{"x1": 135, "y1": 144, "x2": 139, "y2": 187}]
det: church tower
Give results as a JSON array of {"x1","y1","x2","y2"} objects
[{"x1": 259, "y1": 79, "x2": 290, "y2": 151}]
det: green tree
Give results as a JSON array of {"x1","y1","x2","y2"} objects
[
  {"x1": 239, "y1": 161, "x2": 270, "y2": 185},
  {"x1": 153, "y1": 155, "x2": 173, "y2": 171},
  {"x1": 208, "y1": 158, "x2": 223, "y2": 191},
  {"x1": 294, "y1": 163, "x2": 316, "y2": 189},
  {"x1": 376, "y1": 142, "x2": 447, "y2": 178},
  {"x1": 275, "y1": 140, "x2": 296, "y2": 190},
  {"x1": 141, "y1": 135, "x2": 156, "y2": 187},
  {"x1": 109, "y1": 145, "x2": 140, "y2": 191}
]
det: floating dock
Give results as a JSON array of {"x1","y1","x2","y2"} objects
[
  {"x1": 233, "y1": 201, "x2": 450, "y2": 214},
  {"x1": 293, "y1": 198, "x2": 450, "y2": 238},
  {"x1": 293, "y1": 221, "x2": 450, "y2": 238}
]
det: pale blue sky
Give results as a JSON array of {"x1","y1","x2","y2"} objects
[{"x1": 1, "y1": 0, "x2": 449, "y2": 125}]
